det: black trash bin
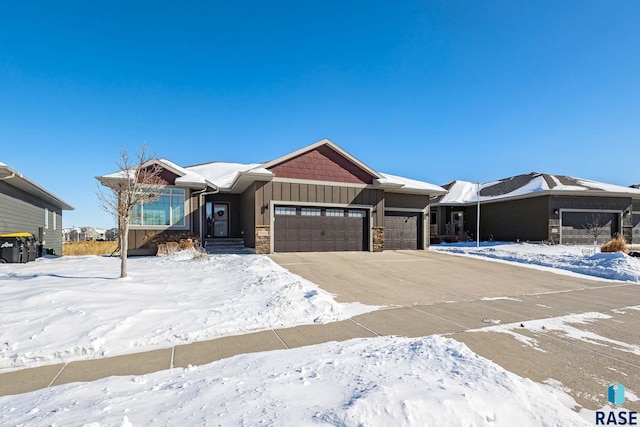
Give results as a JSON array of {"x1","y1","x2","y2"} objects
[
  {"x1": 0, "y1": 236, "x2": 23, "y2": 263},
  {"x1": 0, "y1": 233, "x2": 36, "y2": 263}
]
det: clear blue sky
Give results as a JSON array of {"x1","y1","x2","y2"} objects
[{"x1": 1, "y1": 1, "x2": 638, "y2": 228}]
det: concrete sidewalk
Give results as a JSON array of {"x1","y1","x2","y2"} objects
[{"x1": 2, "y1": 250, "x2": 639, "y2": 412}]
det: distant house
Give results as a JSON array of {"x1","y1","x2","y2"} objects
[
  {"x1": 63, "y1": 227, "x2": 110, "y2": 242},
  {"x1": 431, "y1": 172, "x2": 640, "y2": 245},
  {"x1": 97, "y1": 139, "x2": 446, "y2": 255},
  {"x1": 0, "y1": 162, "x2": 74, "y2": 255}
]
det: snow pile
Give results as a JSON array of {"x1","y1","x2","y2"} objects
[
  {"x1": 0, "y1": 253, "x2": 378, "y2": 371},
  {"x1": 433, "y1": 243, "x2": 640, "y2": 283},
  {"x1": 0, "y1": 336, "x2": 589, "y2": 426}
]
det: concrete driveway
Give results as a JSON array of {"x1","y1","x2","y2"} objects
[{"x1": 270, "y1": 250, "x2": 640, "y2": 412}]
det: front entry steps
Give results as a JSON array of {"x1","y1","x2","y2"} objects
[{"x1": 204, "y1": 238, "x2": 255, "y2": 255}]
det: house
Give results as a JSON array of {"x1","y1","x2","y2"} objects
[
  {"x1": 63, "y1": 227, "x2": 110, "y2": 242},
  {"x1": 97, "y1": 139, "x2": 446, "y2": 255},
  {"x1": 0, "y1": 162, "x2": 74, "y2": 255},
  {"x1": 431, "y1": 172, "x2": 640, "y2": 245}
]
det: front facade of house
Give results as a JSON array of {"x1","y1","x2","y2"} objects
[
  {"x1": 0, "y1": 163, "x2": 74, "y2": 255},
  {"x1": 99, "y1": 140, "x2": 446, "y2": 255},
  {"x1": 431, "y1": 173, "x2": 640, "y2": 245}
]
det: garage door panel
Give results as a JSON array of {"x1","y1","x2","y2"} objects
[
  {"x1": 561, "y1": 212, "x2": 618, "y2": 245},
  {"x1": 384, "y1": 212, "x2": 419, "y2": 250},
  {"x1": 274, "y1": 207, "x2": 367, "y2": 252}
]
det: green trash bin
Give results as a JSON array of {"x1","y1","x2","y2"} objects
[{"x1": 0, "y1": 236, "x2": 22, "y2": 263}]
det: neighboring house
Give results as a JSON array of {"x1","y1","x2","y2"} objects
[
  {"x1": 63, "y1": 227, "x2": 110, "y2": 242},
  {"x1": 97, "y1": 139, "x2": 446, "y2": 255},
  {"x1": 431, "y1": 172, "x2": 640, "y2": 245},
  {"x1": 0, "y1": 162, "x2": 74, "y2": 255}
]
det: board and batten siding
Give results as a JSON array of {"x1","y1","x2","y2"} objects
[
  {"x1": 0, "y1": 180, "x2": 63, "y2": 255},
  {"x1": 384, "y1": 193, "x2": 430, "y2": 210},
  {"x1": 254, "y1": 181, "x2": 384, "y2": 226},
  {"x1": 240, "y1": 184, "x2": 256, "y2": 248},
  {"x1": 466, "y1": 195, "x2": 550, "y2": 242}
]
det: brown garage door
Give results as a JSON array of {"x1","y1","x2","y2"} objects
[
  {"x1": 384, "y1": 212, "x2": 420, "y2": 250},
  {"x1": 561, "y1": 211, "x2": 619, "y2": 245},
  {"x1": 274, "y1": 206, "x2": 368, "y2": 252}
]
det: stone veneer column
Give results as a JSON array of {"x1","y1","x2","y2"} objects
[
  {"x1": 372, "y1": 226, "x2": 384, "y2": 252},
  {"x1": 255, "y1": 225, "x2": 271, "y2": 254}
]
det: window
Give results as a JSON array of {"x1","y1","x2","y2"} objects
[
  {"x1": 325, "y1": 209, "x2": 344, "y2": 217},
  {"x1": 53, "y1": 211, "x2": 56, "y2": 230},
  {"x1": 131, "y1": 188, "x2": 186, "y2": 226},
  {"x1": 348, "y1": 210, "x2": 366, "y2": 218},
  {"x1": 275, "y1": 206, "x2": 296, "y2": 215},
  {"x1": 301, "y1": 208, "x2": 321, "y2": 216},
  {"x1": 44, "y1": 208, "x2": 49, "y2": 229}
]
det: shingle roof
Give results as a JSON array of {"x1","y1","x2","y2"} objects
[{"x1": 434, "y1": 172, "x2": 640, "y2": 205}]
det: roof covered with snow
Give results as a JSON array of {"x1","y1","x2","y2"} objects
[
  {"x1": 97, "y1": 139, "x2": 445, "y2": 195},
  {"x1": 434, "y1": 172, "x2": 640, "y2": 205}
]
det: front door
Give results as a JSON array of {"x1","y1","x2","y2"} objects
[{"x1": 205, "y1": 202, "x2": 229, "y2": 238}]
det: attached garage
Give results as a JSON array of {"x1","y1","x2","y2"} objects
[
  {"x1": 384, "y1": 211, "x2": 421, "y2": 250},
  {"x1": 273, "y1": 206, "x2": 369, "y2": 252},
  {"x1": 633, "y1": 212, "x2": 640, "y2": 245},
  {"x1": 560, "y1": 211, "x2": 620, "y2": 245}
]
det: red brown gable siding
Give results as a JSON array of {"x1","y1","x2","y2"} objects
[
  {"x1": 136, "y1": 167, "x2": 177, "y2": 185},
  {"x1": 268, "y1": 145, "x2": 374, "y2": 184}
]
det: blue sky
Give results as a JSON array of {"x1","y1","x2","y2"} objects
[{"x1": 1, "y1": 1, "x2": 638, "y2": 228}]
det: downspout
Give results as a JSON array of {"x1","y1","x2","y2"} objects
[
  {"x1": 191, "y1": 186, "x2": 220, "y2": 246},
  {"x1": 0, "y1": 172, "x2": 16, "y2": 181}
]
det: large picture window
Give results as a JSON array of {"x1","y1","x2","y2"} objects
[{"x1": 132, "y1": 188, "x2": 186, "y2": 226}]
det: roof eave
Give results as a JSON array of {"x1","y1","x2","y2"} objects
[{"x1": 1, "y1": 164, "x2": 74, "y2": 210}]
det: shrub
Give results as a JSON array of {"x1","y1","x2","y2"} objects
[{"x1": 600, "y1": 235, "x2": 628, "y2": 253}]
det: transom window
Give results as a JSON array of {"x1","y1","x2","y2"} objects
[
  {"x1": 275, "y1": 207, "x2": 296, "y2": 215},
  {"x1": 132, "y1": 188, "x2": 185, "y2": 226},
  {"x1": 301, "y1": 208, "x2": 322, "y2": 216}
]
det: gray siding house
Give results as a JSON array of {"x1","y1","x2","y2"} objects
[
  {"x1": 432, "y1": 172, "x2": 640, "y2": 245},
  {"x1": 97, "y1": 139, "x2": 446, "y2": 255},
  {"x1": 0, "y1": 162, "x2": 74, "y2": 255}
]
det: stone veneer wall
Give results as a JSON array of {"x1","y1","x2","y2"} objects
[
  {"x1": 255, "y1": 225, "x2": 271, "y2": 254},
  {"x1": 372, "y1": 226, "x2": 384, "y2": 252}
]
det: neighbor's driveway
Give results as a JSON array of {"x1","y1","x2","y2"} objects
[{"x1": 270, "y1": 250, "x2": 640, "y2": 412}]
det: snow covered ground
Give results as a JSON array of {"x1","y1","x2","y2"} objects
[
  {"x1": 0, "y1": 335, "x2": 590, "y2": 426},
  {"x1": 2, "y1": 247, "x2": 627, "y2": 425},
  {"x1": 0, "y1": 252, "x2": 376, "y2": 371},
  {"x1": 432, "y1": 242, "x2": 640, "y2": 283}
]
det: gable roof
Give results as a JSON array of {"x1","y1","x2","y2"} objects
[
  {"x1": 97, "y1": 139, "x2": 446, "y2": 195},
  {"x1": 261, "y1": 138, "x2": 381, "y2": 180},
  {"x1": 434, "y1": 172, "x2": 640, "y2": 205},
  {"x1": 0, "y1": 162, "x2": 74, "y2": 210}
]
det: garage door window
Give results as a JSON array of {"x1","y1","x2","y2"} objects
[
  {"x1": 325, "y1": 209, "x2": 344, "y2": 217},
  {"x1": 275, "y1": 207, "x2": 296, "y2": 215},
  {"x1": 348, "y1": 210, "x2": 367, "y2": 218},
  {"x1": 301, "y1": 208, "x2": 322, "y2": 216}
]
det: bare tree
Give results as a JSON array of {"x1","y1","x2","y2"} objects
[
  {"x1": 582, "y1": 214, "x2": 606, "y2": 254},
  {"x1": 96, "y1": 145, "x2": 165, "y2": 278},
  {"x1": 582, "y1": 214, "x2": 605, "y2": 243}
]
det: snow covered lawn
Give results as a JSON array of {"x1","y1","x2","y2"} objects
[
  {"x1": 0, "y1": 252, "x2": 376, "y2": 371},
  {"x1": 432, "y1": 242, "x2": 640, "y2": 283},
  {"x1": 0, "y1": 335, "x2": 590, "y2": 426}
]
